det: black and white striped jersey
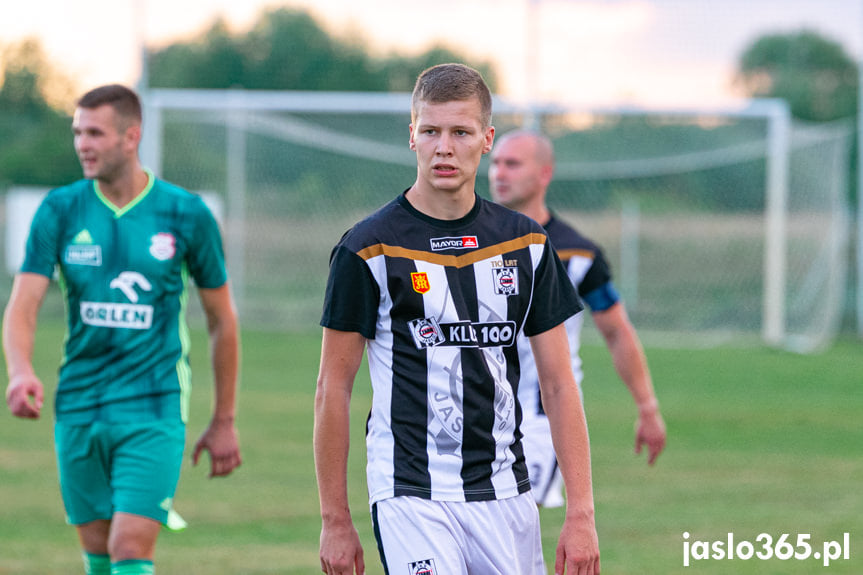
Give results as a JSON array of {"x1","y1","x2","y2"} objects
[
  {"x1": 516, "y1": 214, "x2": 618, "y2": 420},
  {"x1": 321, "y1": 192, "x2": 582, "y2": 505}
]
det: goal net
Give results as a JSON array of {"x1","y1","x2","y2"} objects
[{"x1": 141, "y1": 90, "x2": 852, "y2": 351}]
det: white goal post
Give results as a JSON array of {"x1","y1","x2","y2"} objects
[{"x1": 139, "y1": 89, "x2": 851, "y2": 351}]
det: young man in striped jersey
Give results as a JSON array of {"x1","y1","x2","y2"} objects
[
  {"x1": 489, "y1": 130, "x2": 666, "y2": 511},
  {"x1": 3, "y1": 84, "x2": 242, "y2": 575},
  {"x1": 315, "y1": 64, "x2": 600, "y2": 575}
]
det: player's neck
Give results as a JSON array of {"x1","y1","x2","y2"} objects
[
  {"x1": 97, "y1": 164, "x2": 149, "y2": 209},
  {"x1": 519, "y1": 202, "x2": 551, "y2": 227},
  {"x1": 406, "y1": 181, "x2": 476, "y2": 221}
]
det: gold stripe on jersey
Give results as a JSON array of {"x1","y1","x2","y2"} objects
[
  {"x1": 357, "y1": 233, "x2": 548, "y2": 269},
  {"x1": 556, "y1": 248, "x2": 595, "y2": 262}
]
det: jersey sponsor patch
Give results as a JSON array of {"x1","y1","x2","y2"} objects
[
  {"x1": 408, "y1": 559, "x2": 437, "y2": 575},
  {"x1": 80, "y1": 302, "x2": 154, "y2": 329},
  {"x1": 492, "y1": 266, "x2": 519, "y2": 295},
  {"x1": 150, "y1": 232, "x2": 177, "y2": 261},
  {"x1": 411, "y1": 271, "x2": 431, "y2": 294},
  {"x1": 110, "y1": 271, "x2": 153, "y2": 303},
  {"x1": 409, "y1": 318, "x2": 516, "y2": 349},
  {"x1": 64, "y1": 245, "x2": 102, "y2": 266},
  {"x1": 429, "y1": 235, "x2": 479, "y2": 251}
]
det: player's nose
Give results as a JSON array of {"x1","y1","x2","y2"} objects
[{"x1": 436, "y1": 134, "x2": 454, "y2": 155}]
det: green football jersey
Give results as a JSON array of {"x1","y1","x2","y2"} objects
[{"x1": 22, "y1": 172, "x2": 228, "y2": 424}]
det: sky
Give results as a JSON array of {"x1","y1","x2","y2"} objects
[{"x1": 1, "y1": 0, "x2": 861, "y2": 108}]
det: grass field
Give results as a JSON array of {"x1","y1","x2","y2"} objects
[{"x1": 1, "y1": 322, "x2": 861, "y2": 574}]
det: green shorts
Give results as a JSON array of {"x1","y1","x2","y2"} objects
[{"x1": 54, "y1": 420, "x2": 185, "y2": 525}]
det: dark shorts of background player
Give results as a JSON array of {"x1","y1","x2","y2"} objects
[{"x1": 55, "y1": 419, "x2": 185, "y2": 525}]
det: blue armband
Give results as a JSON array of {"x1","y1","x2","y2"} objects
[{"x1": 582, "y1": 281, "x2": 620, "y2": 312}]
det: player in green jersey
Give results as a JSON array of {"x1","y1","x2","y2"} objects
[{"x1": 3, "y1": 84, "x2": 242, "y2": 575}]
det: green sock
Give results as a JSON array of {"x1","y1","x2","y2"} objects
[
  {"x1": 110, "y1": 560, "x2": 154, "y2": 574},
  {"x1": 82, "y1": 552, "x2": 111, "y2": 575}
]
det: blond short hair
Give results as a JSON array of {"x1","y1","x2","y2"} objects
[{"x1": 411, "y1": 63, "x2": 492, "y2": 128}]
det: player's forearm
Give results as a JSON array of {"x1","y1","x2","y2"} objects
[
  {"x1": 530, "y1": 324, "x2": 597, "y2": 513},
  {"x1": 315, "y1": 329, "x2": 365, "y2": 522},
  {"x1": 314, "y1": 385, "x2": 353, "y2": 523},
  {"x1": 2, "y1": 307, "x2": 38, "y2": 382},
  {"x1": 3, "y1": 275, "x2": 50, "y2": 379},
  {"x1": 3, "y1": 338, "x2": 36, "y2": 382},
  {"x1": 544, "y1": 385, "x2": 596, "y2": 516},
  {"x1": 595, "y1": 303, "x2": 657, "y2": 409},
  {"x1": 608, "y1": 322, "x2": 657, "y2": 409},
  {"x1": 208, "y1": 314, "x2": 240, "y2": 421}
]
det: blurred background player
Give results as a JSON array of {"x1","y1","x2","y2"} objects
[
  {"x1": 315, "y1": 64, "x2": 600, "y2": 575},
  {"x1": 489, "y1": 129, "x2": 666, "y2": 508},
  {"x1": 3, "y1": 84, "x2": 242, "y2": 575}
]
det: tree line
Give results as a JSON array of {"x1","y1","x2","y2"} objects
[
  {"x1": 0, "y1": 8, "x2": 497, "y2": 188},
  {"x1": 0, "y1": 8, "x2": 857, "y2": 194}
]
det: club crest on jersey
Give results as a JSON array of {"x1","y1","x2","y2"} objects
[
  {"x1": 492, "y1": 267, "x2": 519, "y2": 295},
  {"x1": 411, "y1": 272, "x2": 431, "y2": 294},
  {"x1": 408, "y1": 559, "x2": 437, "y2": 575},
  {"x1": 408, "y1": 317, "x2": 446, "y2": 348},
  {"x1": 150, "y1": 233, "x2": 176, "y2": 261},
  {"x1": 430, "y1": 235, "x2": 479, "y2": 251}
]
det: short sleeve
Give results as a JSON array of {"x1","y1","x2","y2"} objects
[
  {"x1": 186, "y1": 197, "x2": 228, "y2": 289},
  {"x1": 320, "y1": 244, "x2": 379, "y2": 339},
  {"x1": 522, "y1": 238, "x2": 583, "y2": 337},
  {"x1": 576, "y1": 244, "x2": 612, "y2": 297},
  {"x1": 20, "y1": 196, "x2": 61, "y2": 278}
]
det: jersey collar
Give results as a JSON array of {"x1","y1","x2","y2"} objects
[{"x1": 93, "y1": 169, "x2": 155, "y2": 218}]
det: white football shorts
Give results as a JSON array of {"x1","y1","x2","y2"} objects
[{"x1": 372, "y1": 492, "x2": 545, "y2": 575}]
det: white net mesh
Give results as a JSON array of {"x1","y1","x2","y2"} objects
[{"x1": 145, "y1": 91, "x2": 852, "y2": 350}]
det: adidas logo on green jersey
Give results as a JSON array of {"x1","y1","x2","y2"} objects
[{"x1": 73, "y1": 229, "x2": 94, "y2": 244}]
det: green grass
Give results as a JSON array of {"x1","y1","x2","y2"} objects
[{"x1": 1, "y1": 323, "x2": 861, "y2": 574}]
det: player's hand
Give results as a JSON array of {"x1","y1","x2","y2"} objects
[
  {"x1": 555, "y1": 510, "x2": 600, "y2": 574},
  {"x1": 634, "y1": 408, "x2": 666, "y2": 465},
  {"x1": 6, "y1": 374, "x2": 44, "y2": 419},
  {"x1": 192, "y1": 417, "x2": 242, "y2": 478},
  {"x1": 320, "y1": 517, "x2": 365, "y2": 575}
]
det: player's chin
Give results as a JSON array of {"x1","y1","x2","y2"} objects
[
  {"x1": 430, "y1": 175, "x2": 465, "y2": 192},
  {"x1": 493, "y1": 193, "x2": 513, "y2": 206},
  {"x1": 80, "y1": 166, "x2": 99, "y2": 179}
]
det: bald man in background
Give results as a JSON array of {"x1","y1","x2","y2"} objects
[{"x1": 489, "y1": 130, "x2": 666, "y2": 508}]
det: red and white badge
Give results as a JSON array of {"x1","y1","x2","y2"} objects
[{"x1": 150, "y1": 232, "x2": 176, "y2": 261}]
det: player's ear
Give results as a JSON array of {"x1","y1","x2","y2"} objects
[
  {"x1": 482, "y1": 126, "x2": 495, "y2": 155},
  {"x1": 125, "y1": 124, "x2": 142, "y2": 153},
  {"x1": 539, "y1": 163, "x2": 554, "y2": 187},
  {"x1": 409, "y1": 124, "x2": 416, "y2": 151}
]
